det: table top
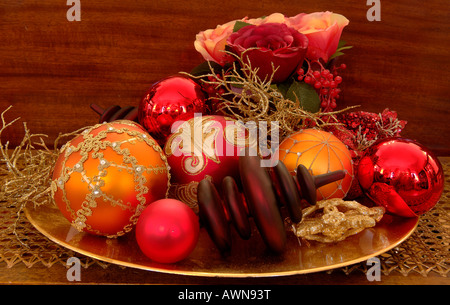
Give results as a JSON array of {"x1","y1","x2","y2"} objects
[{"x1": 1, "y1": 158, "x2": 449, "y2": 285}]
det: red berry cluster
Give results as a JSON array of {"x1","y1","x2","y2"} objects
[
  {"x1": 200, "y1": 75, "x2": 229, "y2": 113},
  {"x1": 297, "y1": 61, "x2": 346, "y2": 112},
  {"x1": 202, "y1": 75, "x2": 226, "y2": 98}
]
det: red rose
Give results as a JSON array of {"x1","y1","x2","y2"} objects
[{"x1": 227, "y1": 23, "x2": 308, "y2": 83}]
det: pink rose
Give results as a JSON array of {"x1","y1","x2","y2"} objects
[
  {"x1": 287, "y1": 12, "x2": 349, "y2": 62},
  {"x1": 194, "y1": 20, "x2": 236, "y2": 66},
  {"x1": 245, "y1": 12, "x2": 287, "y2": 25},
  {"x1": 194, "y1": 14, "x2": 287, "y2": 66},
  {"x1": 227, "y1": 23, "x2": 308, "y2": 83}
]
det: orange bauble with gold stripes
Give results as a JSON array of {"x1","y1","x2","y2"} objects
[
  {"x1": 277, "y1": 129, "x2": 353, "y2": 200},
  {"x1": 51, "y1": 120, "x2": 170, "y2": 238}
]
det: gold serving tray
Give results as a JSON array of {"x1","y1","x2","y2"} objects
[{"x1": 25, "y1": 203, "x2": 418, "y2": 277}]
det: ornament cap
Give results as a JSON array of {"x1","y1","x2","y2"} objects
[
  {"x1": 90, "y1": 103, "x2": 138, "y2": 123},
  {"x1": 296, "y1": 164, "x2": 345, "y2": 206}
]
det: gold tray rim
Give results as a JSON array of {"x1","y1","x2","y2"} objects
[{"x1": 24, "y1": 204, "x2": 419, "y2": 278}]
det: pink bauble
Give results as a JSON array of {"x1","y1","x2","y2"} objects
[
  {"x1": 135, "y1": 199, "x2": 200, "y2": 264},
  {"x1": 357, "y1": 138, "x2": 444, "y2": 217},
  {"x1": 164, "y1": 115, "x2": 249, "y2": 212}
]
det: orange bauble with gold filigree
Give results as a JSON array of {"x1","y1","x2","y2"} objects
[
  {"x1": 277, "y1": 129, "x2": 353, "y2": 200},
  {"x1": 51, "y1": 120, "x2": 170, "y2": 237}
]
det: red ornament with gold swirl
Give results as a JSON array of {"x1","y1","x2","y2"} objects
[{"x1": 164, "y1": 115, "x2": 251, "y2": 212}]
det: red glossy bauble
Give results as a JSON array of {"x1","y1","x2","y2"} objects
[
  {"x1": 357, "y1": 138, "x2": 444, "y2": 217},
  {"x1": 164, "y1": 115, "x2": 249, "y2": 212},
  {"x1": 138, "y1": 75, "x2": 207, "y2": 144},
  {"x1": 135, "y1": 199, "x2": 200, "y2": 264}
]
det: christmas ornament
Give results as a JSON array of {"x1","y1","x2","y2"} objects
[
  {"x1": 51, "y1": 120, "x2": 170, "y2": 237},
  {"x1": 325, "y1": 108, "x2": 407, "y2": 199},
  {"x1": 197, "y1": 155, "x2": 346, "y2": 253},
  {"x1": 290, "y1": 198, "x2": 385, "y2": 243},
  {"x1": 328, "y1": 108, "x2": 407, "y2": 152},
  {"x1": 164, "y1": 115, "x2": 250, "y2": 212},
  {"x1": 90, "y1": 104, "x2": 139, "y2": 123},
  {"x1": 135, "y1": 199, "x2": 200, "y2": 264},
  {"x1": 138, "y1": 75, "x2": 207, "y2": 144},
  {"x1": 357, "y1": 137, "x2": 444, "y2": 217},
  {"x1": 277, "y1": 129, "x2": 353, "y2": 200}
]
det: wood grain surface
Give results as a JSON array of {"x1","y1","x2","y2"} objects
[
  {"x1": 1, "y1": 262, "x2": 448, "y2": 285},
  {"x1": 1, "y1": 0, "x2": 449, "y2": 154}
]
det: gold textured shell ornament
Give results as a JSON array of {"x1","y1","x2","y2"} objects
[
  {"x1": 51, "y1": 120, "x2": 170, "y2": 238},
  {"x1": 290, "y1": 198, "x2": 385, "y2": 243}
]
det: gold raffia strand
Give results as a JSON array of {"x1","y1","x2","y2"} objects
[
  {"x1": 0, "y1": 106, "x2": 87, "y2": 207},
  {"x1": 289, "y1": 198, "x2": 385, "y2": 243},
  {"x1": 182, "y1": 50, "x2": 359, "y2": 143},
  {"x1": 0, "y1": 106, "x2": 88, "y2": 245}
]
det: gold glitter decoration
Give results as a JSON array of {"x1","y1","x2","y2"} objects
[{"x1": 290, "y1": 198, "x2": 385, "y2": 243}]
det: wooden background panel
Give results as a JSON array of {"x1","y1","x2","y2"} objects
[{"x1": 1, "y1": 0, "x2": 449, "y2": 154}]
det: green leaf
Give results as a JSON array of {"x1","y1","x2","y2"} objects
[
  {"x1": 329, "y1": 40, "x2": 353, "y2": 61},
  {"x1": 275, "y1": 81, "x2": 291, "y2": 98},
  {"x1": 233, "y1": 21, "x2": 252, "y2": 32},
  {"x1": 190, "y1": 61, "x2": 222, "y2": 76},
  {"x1": 337, "y1": 45, "x2": 353, "y2": 52},
  {"x1": 337, "y1": 40, "x2": 347, "y2": 49},
  {"x1": 328, "y1": 51, "x2": 345, "y2": 61},
  {"x1": 285, "y1": 80, "x2": 320, "y2": 113}
]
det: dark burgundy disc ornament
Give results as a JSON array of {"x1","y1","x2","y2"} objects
[
  {"x1": 239, "y1": 156, "x2": 286, "y2": 254},
  {"x1": 222, "y1": 176, "x2": 251, "y2": 240},
  {"x1": 197, "y1": 179, "x2": 231, "y2": 253}
]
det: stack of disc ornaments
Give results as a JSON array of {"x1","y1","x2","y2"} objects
[{"x1": 197, "y1": 155, "x2": 346, "y2": 254}]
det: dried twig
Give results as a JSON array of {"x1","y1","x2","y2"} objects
[{"x1": 0, "y1": 106, "x2": 86, "y2": 245}]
